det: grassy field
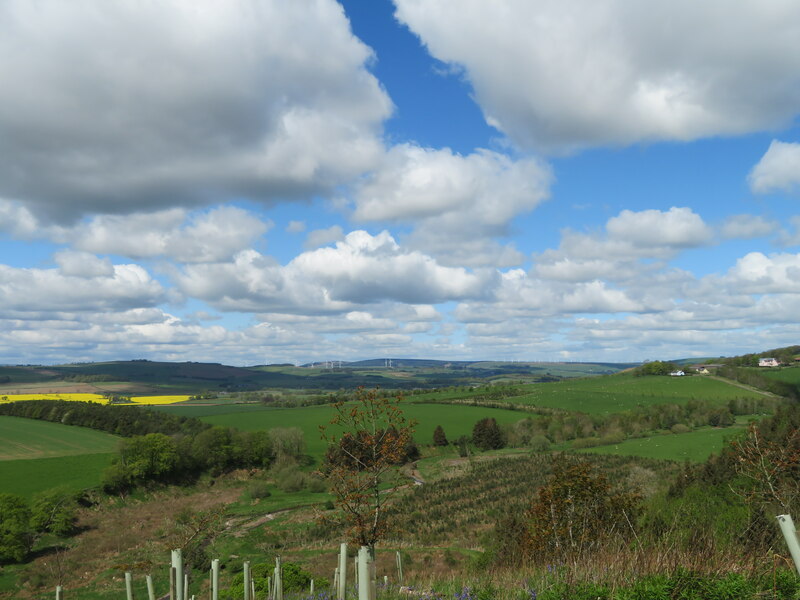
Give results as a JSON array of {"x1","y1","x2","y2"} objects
[
  {"x1": 0, "y1": 415, "x2": 120, "y2": 460},
  {"x1": 0, "y1": 452, "x2": 115, "y2": 497},
  {"x1": 760, "y1": 366, "x2": 800, "y2": 384},
  {"x1": 508, "y1": 373, "x2": 765, "y2": 414},
  {"x1": 575, "y1": 425, "x2": 745, "y2": 462},
  {"x1": 194, "y1": 403, "x2": 529, "y2": 457}
]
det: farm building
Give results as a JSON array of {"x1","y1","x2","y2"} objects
[
  {"x1": 759, "y1": 357, "x2": 780, "y2": 367},
  {"x1": 669, "y1": 370, "x2": 685, "y2": 376}
]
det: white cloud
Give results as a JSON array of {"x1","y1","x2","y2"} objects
[
  {"x1": 0, "y1": 0, "x2": 391, "y2": 220},
  {"x1": 304, "y1": 225, "x2": 345, "y2": 249},
  {"x1": 0, "y1": 202, "x2": 271, "y2": 263},
  {"x1": 54, "y1": 249, "x2": 114, "y2": 278},
  {"x1": 394, "y1": 0, "x2": 800, "y2": 152},
  {"x1": 177, "y1": 230, "x2": 496, "y2": 314},
  {"x1": 720, "y1": 252, "x2": 800, "y2": 294},
  {"x1": 606, "y1": 207, "x2": 713, "y2": 248},
  {"x1": 533, "y1": 207, "x2": 711, "y2": 283},
  {"x1": 748, "y1": 140, "x2": 800, "y2": 194},
  {"x1": 0, "y1": 262, "x2": 165, "y2": 312},
  {"x1": 353, "y1": 144, "x2": 552, "y2": 266},
  {"x1": 286, "y1": 220, "x2": 307, "y2": 234},
  {"x1": 719, "y1": 214, "x2": 779, "y2": 240}
]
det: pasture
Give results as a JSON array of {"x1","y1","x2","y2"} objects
[
  {"x1": 575, "y1": 425, "x2": 745, "y2": 462},
  {"x1": 195, "y1": 403, "x2": 528, "y2": 457},
  {"x1": 0, "y1": 453, "x2": 115, "y2": 497},
  {"x1": 507, "y1": 373, "x2": 766, "y2": 414},
  {"x1": 0, "y1": 415, "x2": 120, "y2": 460}
]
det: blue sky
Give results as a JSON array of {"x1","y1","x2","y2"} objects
[{"x1": 2, "y1": 0, "x2": 800, "y2": 365}]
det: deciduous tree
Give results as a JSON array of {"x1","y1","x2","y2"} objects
[{"x1": 320, "y1": 387, "x2": 415, "y2": 550}]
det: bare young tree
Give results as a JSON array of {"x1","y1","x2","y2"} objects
[{"x1": 319, "y1": 387, "x2": 416, "y2": 551}]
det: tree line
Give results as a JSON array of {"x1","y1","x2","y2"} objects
[{"x1": 0, "y1": 399, "x2": 209, "y2": 437}]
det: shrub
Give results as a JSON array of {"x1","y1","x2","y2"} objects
[{"x1": 670, "y1": 423, "x2": 692, "y2": 434}]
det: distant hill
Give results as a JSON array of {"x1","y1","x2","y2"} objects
[{"x1": 0, "y1": 358, "x2": 637, "y2": 393}]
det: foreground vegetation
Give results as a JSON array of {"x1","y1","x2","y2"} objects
[{"x1": 1, "y1": 349, "x2": 800, "y2": 598}]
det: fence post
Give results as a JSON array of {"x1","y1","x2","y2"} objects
[
  {"x1": 274, "y1": 556, "x2": 283, "y2": 600},
  {"x1": 338, "y1": 543, "x2": 347, "y2": 600},
  {"x1": 243, "y1": 561, "x2": 251, "y2": 600},
  {"x1": 55, "y1": 585, "x2": 63, "y2": 600},
  {"x1": 184, "y1": 572, "x2": 189, "y2": 600},
  {"x1": 171, "y1": 549, "x2": 184, "y2": 600},
  {"x1": 125, "y1": 572, "x2": 135, "y2": 600},
  {"x1": 395, "y1": 551, "x2": 403, "y2": 585},
  {"x1": 777, "y1": 514, "x2": 800, "y2": 575},
  {"x1": 310, "y1": 579, "x2": 315, "y2": 596},
  {"x1": 146, "y1": 575, "x2": 155, "y2": 600},
  {"x1": 211, "y1": 558, "x2": 219, "y2": 600}
]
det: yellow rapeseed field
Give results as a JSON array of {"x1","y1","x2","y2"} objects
[
  {"x1": 128, "y1": 396, "x2": 190, "y2": 405},
  {"x1": 0, "y1": 393, "x2": 190, "y2": 405}
]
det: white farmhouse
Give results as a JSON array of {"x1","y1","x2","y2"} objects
[{"x1": 759, "y1": 357, "x2": 780, "y2": 367}]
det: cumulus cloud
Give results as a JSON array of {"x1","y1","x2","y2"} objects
[
  {"x1": 719, "y1": 214, "x2": 779, "y2": 240},
  {"x1": 177, "y1": 230, "x2": 496, "y2": 314},
  {"x1": 0, "y1": 262, "x2": 165, "y2": 312},
  {"x1": 533, "y1": 207, "x2": 711, "y2": 283},
  {"x1": 286, "y1": 220, "x2": 307, "y2": 234},
  {"x1": 748, "y1": 140, "x2": 800, "y2": 194},
  {"x1": 353, "y1": 144, "x2": 552, "y2": 266},
  {"x1": 0, "y1": 0, "x2": 391, "y2": 221},
  {"x1": 0, "y1": 202, "x2": 271, "y2": 263},
  {"x1": 394, "y1": 0, "x2": 800, "y2": 151},
  {"x1": 304, "y1": 225, "x2": 345, "y2": 249}
]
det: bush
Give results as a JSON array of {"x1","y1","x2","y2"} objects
[
  {"x1": 670, "y1": 423, "x2": 692, "y2": 434},
  {"x1": 276, "y1": 471, "x2": 306, "y2": 493},
  {"x1": 247, "y1": 481, "x2": 272, "y2": 500},
  {"x1": 528, "y1": 434, "x2": 550, "y2": 452}
]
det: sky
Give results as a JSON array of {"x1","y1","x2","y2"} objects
[{"x1": 2, "y1": 0, "x2": 800, "y2": 366}]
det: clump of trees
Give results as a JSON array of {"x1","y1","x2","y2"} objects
[
  {"x1": 0, "y1": 488, "x2": 78, "y2": 564},
  {"x1": 0, "y1": 400, "x2": 208, "y2": 437},
  {"x1": 634, "y1": 361, "x2": 680, "y2": 376},
  {"x1": 432, "y1": 425, "x2": 448, "y2": 446},
  {"x1": 492, "y1": 456, "x2": 641, "y2": 567},
  {"x1": 101, "y1": 426, "x2": 299, "y2": 494},
  {"x1": 472, "y1": 417, "x2": 505, "y2": 450}
]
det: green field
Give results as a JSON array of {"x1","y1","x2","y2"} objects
[
  {"x1": 0, "y1": 452, "x2": 115, "y2": 497},
  {"x1": 195, "y1": 403, "x2": 528, "y2": 457},
  {"x1": 760, "y1": 366, "x2": 800, "y2": 385},
  {"x1": 576, "y1": 425, "x2": 745, "y2": 462},
  {"x1": 0, "y1": 415, "x2": 120, "y2": 460},
  {"x1": 508, "y1": 373, "x2": 765, "y2": 414}
]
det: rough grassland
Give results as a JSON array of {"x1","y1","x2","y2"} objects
[
  {"x1": 509, "y1": 373, "x2": 766, "y2": 414},
  {"x1": 575, "y1": 425, "x2": 745, "y2": 462},
  {"x1": 0, "y1": 453, "x2": 115, "y2": 497},
  {"x1": 0, "y1": 415, "x2": 120, "y2": 460},
  {"x1": 196, "y1": 403, "x2": 527, "y2": 457}
]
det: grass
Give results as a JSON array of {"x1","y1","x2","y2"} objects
[
  {"x1": 0, "y1": 415, "x2": 120, "y2": 460},
  {"x1": 508, "y1": 373, "x2": 766, "y2": 414},
  {"x1": 0, "y1": 452, "x2": 115, "y2": 497},
  {"x1": 575, "y1": 425, "x2": 745, "y2": 462},
  {"x1": 196, "y1": 403, "x2": 529, "y2": 458}
]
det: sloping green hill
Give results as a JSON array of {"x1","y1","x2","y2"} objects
[{"x1": 0, "y1": 415, "x2": 120, "y2": 460}]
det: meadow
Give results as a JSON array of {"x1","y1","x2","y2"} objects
[
  {"x1": 505, "y1": 373, "x2": 765, "y2": 413},
  {"x1": 0, "y1": 452, "x2": 115, "y2": 497},
  {"x1": 0, "y1": 415, "x2": 120, "y2": 460},
  {"x1": 575, "y1": 425, "x2": 745, "y2": 462},
  {"x1": 194, "y1": 403, "x2": 529, "y2": 458}
]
